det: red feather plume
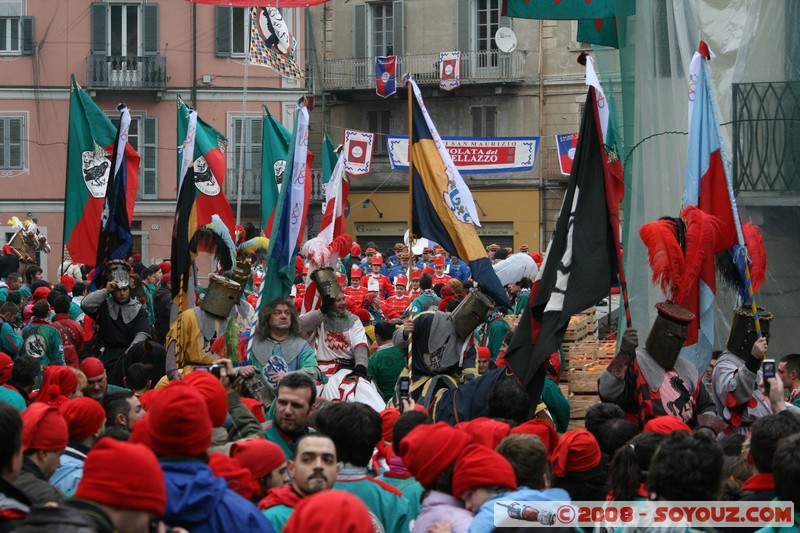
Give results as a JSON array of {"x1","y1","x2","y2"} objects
[
  {"x1": 640, "y1": 220, "x2": 686, "y2": 303},
  {"x1": 743, "y1": 222, "x2": 766, "y2": 293},
  {"x1": 328, "y1": 233, "x2": 354, "y2": 258},
  {"x1": 680, "y1": 205, "x2": 722, "y2": 296}
]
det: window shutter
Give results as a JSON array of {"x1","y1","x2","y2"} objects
[
  {"x1": 215, "y1": 6, "x2": 232, "y2": 58},
  {"x1": 471, "y1": 107, "x2": 481, "y2": 136},
  {"x1": 353, "y1": 4, "x2": 367, "y2": 58},
  {"x1": 486, "y1": 106, "x2": 497, "y2": 136},
  {"x1": 249, "y1": 118, "x2": 262, "y2": 171},
  {"x1": 143, "y1": 117, "x2": 158, "y2": 199},
  {"x1": 91, "y1": 3, "x2": 107, "y2": 55},
  {"x1": 20, "y1": 16, "x2": 34, "y2": 55},
  {"x1": 392, "y1": 0, "x2": 404, "y2": 57},
  {"x1": 143, "y1": 4, "x2": 159, "y2": 56},
  {"x1": 456, "y1": 0, "x2": 470, "y2": 52}
]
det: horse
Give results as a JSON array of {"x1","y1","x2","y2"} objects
[{"x1": 6, "y1": 217, "x2": 51, "y2": 276}]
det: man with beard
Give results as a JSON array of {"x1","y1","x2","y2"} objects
[
  {"x1": 259, "y1": 434, "x2": 339, "y2": 531},
  {"x1": 262, "y1": 373, "x2": 316, "y2": 460},
  {"x1": 247, "y1": 299, "x2": 323, "y2": 407}
]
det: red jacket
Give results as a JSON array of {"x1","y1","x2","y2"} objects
[{"x1": 52, "y1": 313, "x2": 84, "y2": 368}]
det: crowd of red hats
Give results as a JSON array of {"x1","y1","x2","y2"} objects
[{"x1": 1, "y1": 241, "x2": 798, "y2": 533}]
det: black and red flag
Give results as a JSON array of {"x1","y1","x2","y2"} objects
[{"x1": 504, "y1": 80, "x2": 623, "y2": 403}]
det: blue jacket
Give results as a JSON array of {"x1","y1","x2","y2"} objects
[
  {"x1": 50, "y1": 445, "x2": 88, "y2": 497},
  {"x1": 161, "y1": 459, "x2": 276, "y2": 533},
  {"x1": 469, "y1": 487, "x2": 570, "y2": 533}
]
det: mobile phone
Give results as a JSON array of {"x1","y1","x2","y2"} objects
[
  {"x1": 398, "y1": 376, "x2": 411, "y2": 412},
  {"x1": 763, "y1": 359, "x2": 776, "y2": 379},
  {"x1": 763, "y1": 359, "x2": 775, "y2": 392}
]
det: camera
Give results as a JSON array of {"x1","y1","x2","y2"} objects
[{"x1": 196, "y1": 363, "x2": 224, "y2": 379}]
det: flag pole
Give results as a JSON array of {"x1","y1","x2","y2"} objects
[
  {"x1": 61, "y1": 75, "x2": 78, "y2": 273},
  {"x1": 235, "y1": 49, "x2": 250, "y2": 229},
  {"x1": 405, "y1": 75, "x2": 414, "y2": 370}
]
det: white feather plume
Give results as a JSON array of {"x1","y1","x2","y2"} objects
[{"x1": 492, "y1": 253, "x2": 539, "y2": 286}]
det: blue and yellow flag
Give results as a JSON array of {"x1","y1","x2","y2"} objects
[{"x1": 408, "y1": 78, "x2": 510, "y2": 307}]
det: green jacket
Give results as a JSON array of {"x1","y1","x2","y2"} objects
[{"x1": 368, "y1": 345, "x2": 407, "y2": 402}]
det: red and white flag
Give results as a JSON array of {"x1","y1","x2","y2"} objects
[
  {"x1": 439, "y1": 51, "x2": 462, "y2": 92},
  {"x1": 319, "y1": 151, "x2": 349, "y2": 242},
  {"x1": 343, "y1": 129, "x2": 375, "y2": 176}
]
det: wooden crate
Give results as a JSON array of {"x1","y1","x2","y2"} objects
[
  {"x1": 570, "y1": 395, "x2": 601, "y2": 418},
  {"x1": 566, "y1": 356, "x2": 597, "y2": 371},
  {"x1": 567, "y1": 419, "x2": 586, "y2": 430},
  {"x1": 569, "y1": 378, "x2": 599, "y2": 395},
  {"x1": 559, "y1": 382, "x2": 570, "y2": 397}
]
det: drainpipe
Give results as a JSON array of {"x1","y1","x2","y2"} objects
[
  {"x1": 191, "y1": 3, "x2": 197, "y2": 108},
  {"x1": 538, "y1": 19, "x2": 545, "y2": 251}
]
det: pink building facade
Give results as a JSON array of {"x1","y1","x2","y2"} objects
[{"x1": 0, "y1": 0, "x2": 309, "y2": 279}]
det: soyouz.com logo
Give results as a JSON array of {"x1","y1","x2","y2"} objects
[{"x1": 494, "y1": 501, "x2": 795, "y2": 528}]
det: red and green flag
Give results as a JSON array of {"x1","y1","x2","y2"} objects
[
  {"x1": 176, "y1": 99, "x2": 235, "y2": 234},
  {"x1": 321, "y1": 132, "x2": 338, "y2": 184},
  {"x1": 65, "y1": 76, "x2": 139, "y2": 266},
  {"x1": 577, "y1": 17, "x2": 619, "y2": 48}
]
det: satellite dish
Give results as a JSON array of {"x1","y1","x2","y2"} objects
[
  {"x1": 404, "y1": 229, "x2": 429, "y2": 256},
  {"x1": 495, "y1": 27, "x2": 517, "y2": 53}
]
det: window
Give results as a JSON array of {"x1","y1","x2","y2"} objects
[
  {"x1": 0, "y1": 0, "x2": 33, "y2": 55},
  {"x1": 353, "y1": 1, "x2": 404, "y2": 58},
  {"x1": 89, "y1": 3, "x2": 160, "y2": 88},
  {"x1": 216, "y1": 6, "x2": 252, "y2": 57},
  {"x1": 0, "y1": 115, "x2": 25, "y2": 171},
  {"x1": 230, "y1": 116, "x2": 262, "y2": 173},
  {"x1": 106, "y1": 113, "x2": 158, "y2": 200},
  {"x1": 471, "y1": 106, "x2": 496, "y2": 137},
  {"x1": 228, "y1": 116, "x2": 262, "y2": 201},
  {"x1": 371, "y1": 3, "x2": 393, "y2": 57},
  {"x1": 368, "y1": 111, "x2": 391, "y2": 155},
  {"x1": 455, "y1": 0, "x2": 509, "y2": 67},
  {"x1": 91, "y1": 3, "x2": 158, "y2": 58}
]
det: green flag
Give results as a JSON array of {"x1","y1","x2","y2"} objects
[
  {"x1": 261, "y1": 107, "x2": 291, "y2": 234},
  {"x1": 503, "y1": 0, "x2": 615, "y2": 20},
  {"x1": 322, "y1": 132, "x2": 338, "y2": 184},
  {"x1": 577, "y1": 18, "x2": 619, "y2": 48}
]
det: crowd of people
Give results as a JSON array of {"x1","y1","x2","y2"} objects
[{"x1": 0, "y1": 240, "x2": 797, "y2": 533}]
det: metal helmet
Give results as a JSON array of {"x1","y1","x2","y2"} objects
[
  {"x1": 726, "y1": 306, "x2": 773, "y2": 359},
  {"x1": 201, "y1": 273, "x2": 241, "y2": 318},
  {"x1": 229, "y1": 262, "x2": 252, "y2": 301},
  {"x1": 311, "y1": 267, "x2": 344, "y2": 301},
  {"x1": 645, "y1": 302, "x2": 695, "y2": 369},
  {"x1": 450, "y1": 289, "x2": 494, "y2": 339},
  {"x1": 104, "y1": 259, "x2": 131, "y2": 288}
]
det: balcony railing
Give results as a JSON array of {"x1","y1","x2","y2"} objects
[
  {"x1": 86, "y1": 55, "x2": 167, "y2": 90},
  {"x1": 224, "y1": 168, "x2": 326, "y2": 203},
  {"x1": 733, "y1": 81, "x2": 800, "y2": 193},
  {"x1": 323, "y1": 49, "x2": 528, "y2": 91}
]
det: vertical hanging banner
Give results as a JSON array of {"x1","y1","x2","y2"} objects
[
  {"x1": 555, "y1": 132, "x2": 579, "y2": 176},
  {"x1": 343, "y1": 129, "x2": 375, "y2": 176},
  {"x1": 249, "y1": 7, "x2": 304, "y2": 80},
  {"x1": 376, "y1": 56, "x2": 397, "y2": 98},
  {"x1": 439, "y1": 51, "x2": 462, "y2": 92}
]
